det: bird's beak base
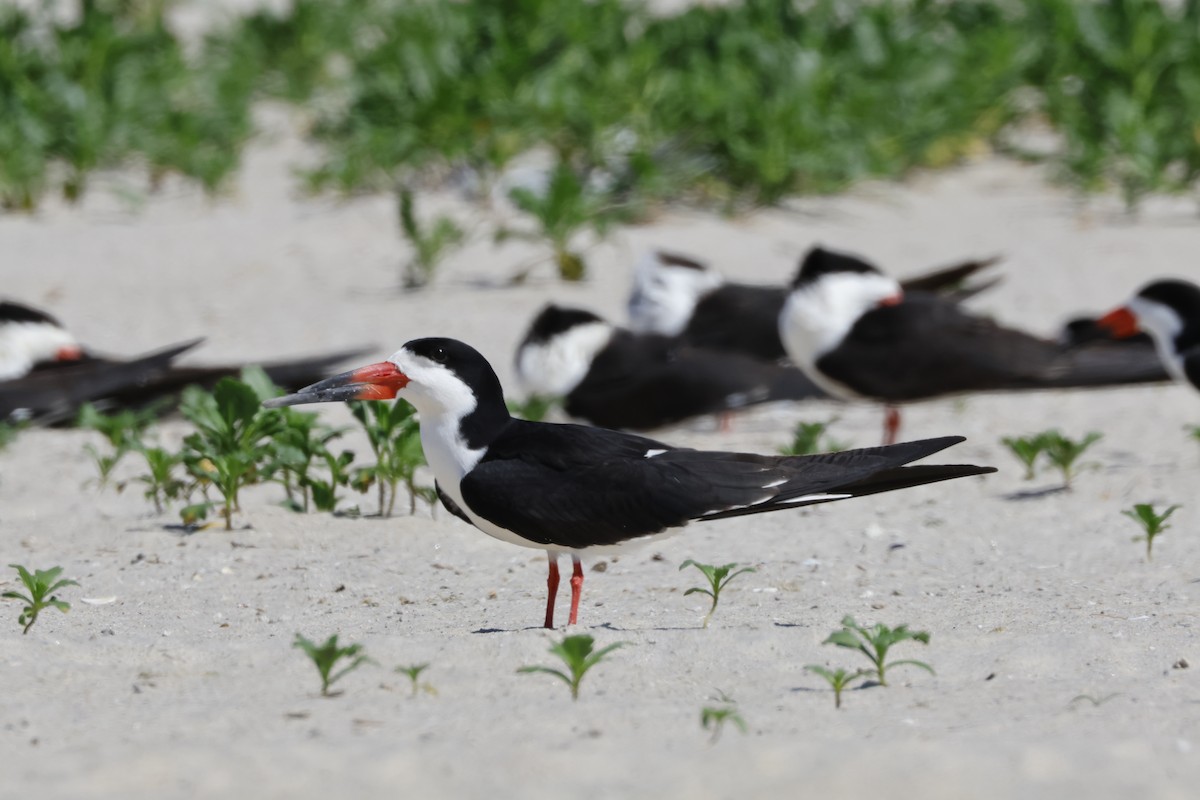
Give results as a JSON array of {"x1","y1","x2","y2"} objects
[
  {"x1": 262, "y1": 361, "x2": 410, "y2": 408},
  {"x1": 1096, "y1": 307, "x2": 1140, "y2": 339},
  {"x1": 878, "y1": 291, "x2": 904, "y2": 308}
]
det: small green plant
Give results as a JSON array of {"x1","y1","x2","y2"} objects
[
  {"x1": 77, "y1": 403, "x2": 160, "y2": 489},
  {"x1": 804, "y1": 665, "x2": 868, "y2": 709},
  {"x1": 517, "y1": 634, "x2": 627, "y2": 701},
  {"x1": 266, "y1": 408, "x2": 352, "y2": 513},
  {"x1": 179, "y1": 372, "x2": 284, "y2": 530},
  {"x1": 679, "y1": 559, "x2": 756, "y2": 628},
  {"x1": 700, "y1": 690, "x2": 747, "y2": 743},
  {"x1": 1040, "y1": 430, "x2": 1102, "y2": 488},
  {"x1": 821, "y1": 616, "x2": 933, "y2": 687},
  {"x1": 499, "y1": 162, "x2": 624, "y2": 282},
  {"x1": 136, "y1": 446, "x2": 186, "y2": 514},
  {"x1": 1001, "y1": 430, "x2": 1102, "y2": 487},
  {"x1": 293, "y1": 633, "x2": 374, "y2": 697},
  {"x1": 3, "y1": 564, "x2": 79, "y2": 634},
  {"x1": 1188, "y1": 426, "x2": 1200, "y2": 445},
  {"x1": 780, "y1": 419, "x2": 846, "y2": 456},
  {"x1": 1001, "y1": 434, "x2": 1046, "y2": 480},
  {"x1": 395, "y1": 662, "x2": 433, "y2": 697},
  {"x1": 397, "y1": 187, "x2": 465, "y2": 289},
  {"x1": 0, "y1": 420, "x2": 23, "y2": 451},
  {"x1": 1123, "y1": 503, "x2": 1180, "y2": 560},
  {"x1": 348, "y1": 399, "x2": 429, "y2": 517}
]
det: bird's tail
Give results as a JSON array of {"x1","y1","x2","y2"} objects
[
  {"x1": 700, "y1": 436, "x2": 995, "y2": 521},
  {"x1": 900, "y1": 256, "x2": 1002, "y2": 298}
]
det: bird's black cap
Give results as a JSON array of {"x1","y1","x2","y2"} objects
[{"x1": 790, "y1": 246, "x2": 882, "y2": 289}]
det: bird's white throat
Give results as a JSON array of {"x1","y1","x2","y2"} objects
[
  {"x1": 1128, "y1": 295, "x2": 1186, "y2": 381},
  {"x1": 388, "y1": 349, "x2": 487, "y2": 495},
  {"x1": 0, "y1": 321, "x2": 80, "y2": 381},
  {"x1": 516, "y1": 321, "x2": 613, "y2": 397}
]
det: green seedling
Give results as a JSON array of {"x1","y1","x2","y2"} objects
[
  {"x1": 1123, "y1": 503, "x2": 1180, "y2": 560},
  {"x1": 136, "y1": 446, "x2": 186, "y2": 514},
  {"x1": 1001, "y1": 434, "x2": 1046, "y2": 480},
  {"x1": 517, "y1": 634, "x2": 627, "y2": 701},
  {"x1": 822, "y1": 616, "x2": 933, "y2": 687},
  {"x1": 348, "y1": 399, "x2": 428, "y2": 517},
  {"x1": 1040, "y1": 430, "x2": 1101, "y2": 488},
  {"x1": 293, "y1": 633, "x2": 374, "y2": 697},
  {"x1": 266, "y1": 407, "x2": 352, "y2": 513},
  {"x1": 0, "y1": 420, "x2": 23, "y2": 451},
  {"x1": 780, "y1": 419, "x2": 846, "y2": 456},
  {"x1": 395, "y1": 663, "x2": 433, "y2": 697},
  {"x1": 499, "y1": 163, "x2": 624, "y2": 282},
  {"x1": 679, "y1": 559, "x2": 756, "y2": 628},
  {"x1": 804, "y1": 665, "x2": 868, "y2": 709},
  {"x1": 3, "y1": 564, "x2": 79, "y2": 634},
  {"x1": 1188, "y1": 426, "x2": 1200, "y2": 445},
  {"x1": 180, "y1": 372, "x2": 284, "y2": 529},
  {"x1": 78, "y1": 403, "x2": 160, "y2": 489},
  {"x1": 700, "y1": 691, "x2": 747, "y2": 743},
  {"x1": 397, "y1": 186, "x2": 465, "y2": 289}
]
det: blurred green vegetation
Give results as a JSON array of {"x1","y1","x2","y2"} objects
[{"x1": 3, "y1": 0, "x2": 1200, "y2": 219}]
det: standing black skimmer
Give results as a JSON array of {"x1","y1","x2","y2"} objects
[
  {"x1": 0, "y1": 299, "x2": 370, "y2": 423},
  {"x1": 778, "y1": 250, "x2": 1173, "y2": 444},
  {"x1": 514, "y1": 304, "x2": 825, "y2": 431},
  {"x1": 1096, "y1": 279, "x2": 1200, "y2": 392},
  {"x1": 627, "y1": 247, "x2": 1001, "y2": 361},
  {"x1": 265, "y1": 337, "x2": 996, "y2": 628}
]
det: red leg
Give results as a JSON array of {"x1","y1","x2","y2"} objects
[
  {"x1": 718, "y1": 411, "x2": 733, "y2": 433},
  {"x1": 568, "y1": 556, "x2": 584, "y2": 626},
  {"x1": 544, "y1": 552, "x2": 560, "y2": 629},
  {"x1": 883, "y1": 406, "x2": 901, "y2": 445}
]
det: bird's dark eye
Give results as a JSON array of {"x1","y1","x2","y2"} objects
[{"x1": 431, "y1": 347, "x2": 447, "y2": 364}]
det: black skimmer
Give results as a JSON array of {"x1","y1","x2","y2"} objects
[
  {"x1": 514, "y1": 304, "x2": 825, "y2": 431},
  {"x1": 0, "y1": 299, "x2": 369, "y2": 423},
  {"x1": 778, "y1": 250, "x2": 1173, "y2": 444},
  {"x1": 1096, "y1": 279, "x2": 1200, "y2": 392},
  {"x1": 265, "y1": 337, "x2": 996, "y2": 628},
  {"x1": 627, "y1": 247, "x2": 1000, "y2": 361}
]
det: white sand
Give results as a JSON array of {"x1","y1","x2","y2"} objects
[{"x1": 3, "y1": 110, "x2": 1200, "y2": 799}]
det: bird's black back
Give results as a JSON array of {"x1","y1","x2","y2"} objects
[
  {"x1": 564, "y1": 329, "x2": 822, "y2": 430},
  {"x1": 818, "y1": 293, "x2": 1169, "y2": 400},
  {"x1": 458, "y1": 426, "x2": 992, "y2": 550}
]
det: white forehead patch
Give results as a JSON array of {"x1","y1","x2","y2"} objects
[
  {"x1": 627, "y1": 250, "x2": 724, "y2": 335},
  {"x1": 515, "y1": 321, "x2": 613, "y2": 397},
  {"x1": 0, "y1": 321, "x2": 80, "y2": 381}
]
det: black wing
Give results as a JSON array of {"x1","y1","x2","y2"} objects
[
  {"x1": 1, "y1": 340, "x2": 201, "y2": 424},
  {"x1": 818, "y1": 294, "x2": 1169, "y2": 401},
  {"x1": 899, "y1": 256, "x2": 1001, "y2": 297},
  {"x1": 460, "y1": 424, "x2": 992, "y2": 550},
  {"x1": 564, "y1": 330, "x2": 824, "y2": 430},
  {"x1": 682, "y1": 284, "x2": 789, "y2": 360}
]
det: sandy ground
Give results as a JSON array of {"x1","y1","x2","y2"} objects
[{"x1": 3, "y1": 107, "x2": 1200, "y2": 800}]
